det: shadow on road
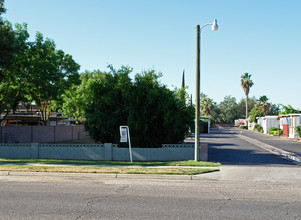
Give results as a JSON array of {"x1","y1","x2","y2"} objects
[{"x1": 208, "y1": 145, "x2": 293, "y2": 166}]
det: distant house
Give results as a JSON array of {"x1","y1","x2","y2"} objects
[
  {"x1": 234, "y1": 119, "x2": 247, "y2": 127},
  {"x1": 0, "y1": 114, "x2": 73, "y2": 126},
  {"x1": 277, "y1": 114, "x2": 301, "y2": 138},
  {"x1": 256, "y1": 116, "x2": 280, "y2": 135},
  {"x1": 1, "y1": 114, "x2": 43, "y2": 126},
  {"x1": 15, "y1": 103, "x2": 39, "y2": 114},
  {"x1": 1, "y1": 104, "x2": 75, "y2": 126}
]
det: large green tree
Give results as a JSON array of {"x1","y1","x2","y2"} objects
[
  {"x1": 0, "y1": 24, "x2": 80, "y2": 123},
  {"x1": 240, "y1": 73, "x2": 254, "y2": 125},
  {"x1": 84, "y1": 67, "x2": 194, "y2": 147},
  {"x1": 217, "y1": 95, "x2": 238, "y2": 124},
  {"x1": 0, "y1": 0, "x2": 80, "y2": 123},
  {"x1": 249, "y1": 106, "x2": 265, "y2": 123},
  {"x1": 267, "y1": 103, "x2": 279, "y2": 115},
  {"x1": 198, "y1": 94, "x2": 219, "y2": 124},
  {"x1": 249, "y1": 95, "x2": 280, "y2": 123},
  {"x1": 0, "y1": 20, "x2": 15, "y2": 80},
  {"x1": 84, "y1": 66, "x2": 133, "y2": 143},
  {"x1": 200, "y1": 96, "x2": 216, "y2": 116},
  {"x1": 236, "y1": 96, "x2": 257, "y2": 119},
  {"x1": 128, "y1": 70, "x2": 194, "y2": 147},
  {"x1": 26, "y1": 32, "x2": 80, "y2": 121},
  {"x1": 0, "y1": 23, "x2": 29, "y2": 122},
  {"x1": 257, "y1": 95, "x2": 270, "y2": 115},
  {"x1": 58, "y1": 71, "x2": 96, "y2": 123},
  {"x1": 254, "y1": 95, "x2": 279, "y2": 115},
  {"x1": 0, "y1": 0, "x2": 17, "y2": 117}
]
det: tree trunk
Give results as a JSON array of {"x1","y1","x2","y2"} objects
[{"x1": 245, "y1": 94, "x2": 248, "y2": 127}]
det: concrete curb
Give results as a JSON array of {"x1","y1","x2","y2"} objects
[
  {"x1": 116, "y1": 174, "x2": 193, "y2": 180},
  {"x1": 0, "y1": 165, "x2": 220, "y2": 180},
  {"x1": 0, "y1": 171, "x2": 117, "y2": 178},
  {"x1": 0, "y1": 171, "x2": 9, "y2": 176},
  {"x1": 0, "y1": 170, "x2": 215, "y2": 180},
  {"x1": 238, "y1": 134, "x2": 301, "y2": 165}
]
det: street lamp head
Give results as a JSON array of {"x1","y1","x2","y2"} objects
[{"x1": 212, "y1": 19, "x2": 218, "y2": 31}]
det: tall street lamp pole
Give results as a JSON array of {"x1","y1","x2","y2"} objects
[{"x1": 195, "y1": 19, "x2": 219, "y2": 161}]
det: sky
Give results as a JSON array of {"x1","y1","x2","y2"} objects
[{"x1": 3, "y1": 0, "x2": 301, "y2": 109}]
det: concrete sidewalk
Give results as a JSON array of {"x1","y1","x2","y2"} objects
[
  {"x1": 1, "y1": 165, "x2": 301, "y2": 183},
  {"x1": 198, "y1": 165, "x2": 301, "y2": 183}
]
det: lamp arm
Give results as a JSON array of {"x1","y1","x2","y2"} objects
[{"x1": 200, "y1": 23, "x2": 213, "y2": 30}]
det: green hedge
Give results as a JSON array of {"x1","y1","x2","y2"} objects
[
  {"x1": 253, "y1": 124, "x2": 263, "y2": 133},
  {"x1": 295, "y1": 126, "x2": 301, "y2": 138}
]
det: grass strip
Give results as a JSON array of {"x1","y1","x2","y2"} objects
[
  {"x1": 0, "y1": 159, "x2": 221, "y2": 167},
  {"x1": 0, "y1": 165, "x2": 218, "y2": 175}
]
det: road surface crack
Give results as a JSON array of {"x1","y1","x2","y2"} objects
[
  {"x1": 115, "y1": 185, "x2": 130, "y2": 194},
  {"x1": 75, "y1": 196, "x2": 108, "y2": 220},
  {"x1": 215, "y1": 188, "x2": 232, "y2": 211},
  {"x1": 75, "y1": 185, "x2": 130, "y2": 219}
]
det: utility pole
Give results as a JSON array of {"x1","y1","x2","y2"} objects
[
  {"x1": 195, "y1": 25, "x2": 200, "y2": 161},
  {"x1": 194, "y1": 20, "x2": 218, "y2": 161}
]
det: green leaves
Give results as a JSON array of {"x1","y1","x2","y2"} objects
[
  {"x1": 249, "y1": 106, "x2": 265, "y2": 123},
  {"x1": 18, "y1": 32, "x2": 80, "y2": 121},
  {"x1": 0, "y1": 19, "x2": 16, "y2": 80},
  {"x1": 0, "y1": 18, "x2": 80, "y2": 122},
  {"x1": 295, "y1": 126, "x2": 301, "y2": 138},
  {"x1": 240, "y1": 72, "x2": 254, "y2": 96},
  {"x1": 0, "y1": 0, "x2": 6, "y2": 15},
  {"x1": 84, "y1": 68, "x2": 131, "y2": 143},
  {"x1": 279, "y1": 105, "x2": 301, "y2": 115},
  {"x1": 0, "y1": 21, "x2": 27, "y2": 118},
  {"x1": 83, "y1": 67, "x2": 194, "y2": 147}
]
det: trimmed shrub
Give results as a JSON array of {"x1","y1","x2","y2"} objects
[
  {"x1": 253, "y1": 124, "x2": 263, "y2": 133},
  {"x1": 269, "y1": 127, "x2": 279, "y2": 132},
  {"x1": 295, "y1": 126, "x2": 301, "y2": 138},
  {"x1": 240, "y1": 125, "x2": 248, "y2": 130},
  {"x1": 268, "y1": 127, "x2": 280, "y2": 135}
]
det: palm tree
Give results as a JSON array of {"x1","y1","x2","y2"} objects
[
  {"x1": 240, "y1": 73, "x2": 254, "y2": 126},
  {"x1": 257, "y1": 95, "x2": 270, "y2": 115},
  {"x1": 200, "y1": 97, "x2": 216, "y2": 115}
]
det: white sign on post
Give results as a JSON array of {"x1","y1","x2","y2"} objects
[
  {"x1": 120, "y1": 127, "x2": 128, "y2": 143},
  {"x1": 119, "y1": 126, "x2": 133, "y2": 163}
]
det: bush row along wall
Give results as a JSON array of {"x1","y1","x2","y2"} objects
[
  {"x1": 0, "y1": 125, "x2": 89, "y2": 143},
  {"x1": 0, "y1": 143, "x2": 208, "y2": 161}
]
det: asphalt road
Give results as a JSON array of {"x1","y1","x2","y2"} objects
[
  {"x1": 1, "y1": 174, "x2": 301, "y2": 220},
  {"x1": 204, "y1": 128, "x2": 295, "y2": 166},
  {"x1": 237, "y1": 128, "x2": 301, "y2": 155},
  {"x1": 1, "y1": 128, "x2": 301, "y2": 219}
]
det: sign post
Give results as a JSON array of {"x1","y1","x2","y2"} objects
[{"x1": 120, "y1": 126, "x2": 133, "y2": 163}]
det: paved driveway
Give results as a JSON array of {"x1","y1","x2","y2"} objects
[
  {"x1": 203, "y1": 128, "x2": 294, "y2": 166},
  {"x1": 237, "y1": 128, "x2": 301, "y2": 155},
  {"x1": 198, "y1": 127, "x2": 301, "y2": 182}
]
